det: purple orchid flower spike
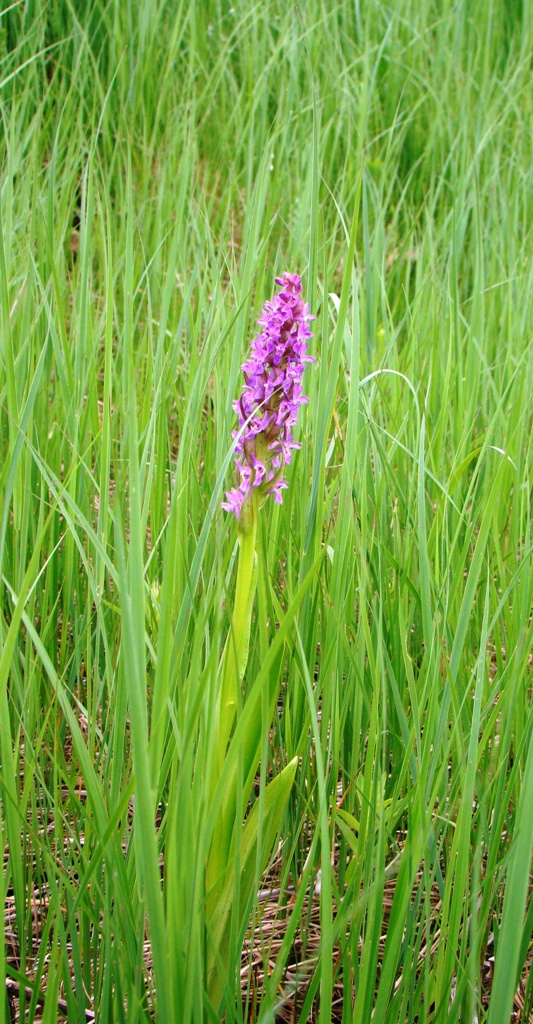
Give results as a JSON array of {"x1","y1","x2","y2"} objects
[{"x1": 223, "y1": 273, "x2": 315, "y2": 521}]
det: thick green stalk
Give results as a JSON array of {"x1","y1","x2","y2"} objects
[
  {"x1": 206, "y1": 493, "x2": 258, "y2": 912},
  {"x1": 216, "y1": 494, "x2": 258, "y2": 768}
]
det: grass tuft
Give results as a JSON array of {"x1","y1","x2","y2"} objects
[{"x1": 1, "y1": 1, "x2": 532, "y2": 1021}]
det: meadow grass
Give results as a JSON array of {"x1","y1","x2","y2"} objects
[{"x1": 1, "y1": 1, "x2": 532, "y2": 1021}]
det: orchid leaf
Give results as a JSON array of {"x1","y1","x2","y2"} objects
[{"x1": 207, "y1": 757, "x2": 298, "y2": 1010}]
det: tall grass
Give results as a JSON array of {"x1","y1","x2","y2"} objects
[{"x1": 1, "y1": 1, "x2": 532, "y2": 1021}]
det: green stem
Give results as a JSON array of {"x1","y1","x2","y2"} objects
[
  {"x1": 206, "y1": 492, "x2": 259, "y2": 910},
  {"x1": 217, "y1": 493, "x2": 258, "y2": 762}
]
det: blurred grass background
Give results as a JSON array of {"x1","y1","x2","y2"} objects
[{"x1": 1, "y1": 0, "x2": 532, "y2": 1021}]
